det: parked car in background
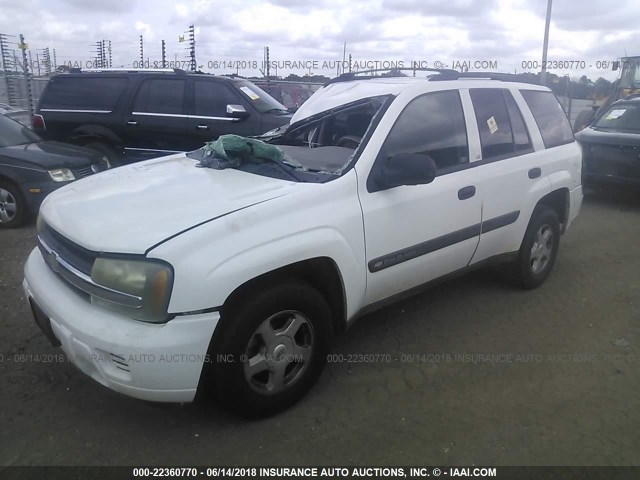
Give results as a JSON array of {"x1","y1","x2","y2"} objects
[
  {"x1": 0, "y1": 114, "x2": 110, "y2": 228},
  {"x1": 24, "y1": 71, "x2": 582, "y2": 417},
  {"x1": 0, "y1": 102, "x2": 30, "y2": 126},
  {"x1": 253, "y1": 81, "x2": 320, "y2": 111},
  {"x1": 32, "y1": 69, "x2": 292, "y2": 164},
  {"x1": 576, "y1": 96, "x2": 640, "y2": 188}
]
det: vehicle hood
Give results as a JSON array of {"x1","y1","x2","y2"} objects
[
  {"x1": 576, "y1": 127, "x2": 640, "y2": 147},
  {"x1": 0, "y1": 141, "x2": 98, "y2": 168},
  {"x1": 40, "y1": 154, "x2": 297, "y2": 254},
  {"x1": 290, "y1": 77, "x2": 421, "y2": 125}
]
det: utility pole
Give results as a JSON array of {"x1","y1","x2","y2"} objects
[
  {"x1": 19, "y1": 34, "x2": 33, "y2": 117},
  {"x1": 139, "y1": 35, "x2": 144, "y2": 68},
  {"x1": 161, "y1": 40, "x2": 166, "y2": 68},
  {"x1": 264, "y1": 46, "x2": 270, "y2": 85},
  {"x1": 52, "y1": 48, "x2": 57, "y2": 71},
  {"x1": 348, "y1": 53, "x2": 352, "y2": 73},
  {"x1": 540, "y1": 0, "x2": 552, "y2": 86},
  {"x1": 0, "y1": 34, "x2": 19, "y2": 106},
  {"x1": 188, "y1": 25, "x2": 196, "y2": 72},
  {"x1": 93, "y1": 41, "x2": 103, "y2": 68},
  {"x1": 42, "y1": 48, "x2": 51, "y2": 76}
]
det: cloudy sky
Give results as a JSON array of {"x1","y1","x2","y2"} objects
[{"x1": 0, "y1": 0, "x2": 637, "y2": 81}]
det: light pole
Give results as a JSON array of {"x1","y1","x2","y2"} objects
[{"x1": 540, "y1": 0, "x2": 553, "y2": 86}]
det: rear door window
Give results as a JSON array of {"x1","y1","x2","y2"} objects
[
  {"x1": 503, "y1": 91, "x2": 533, "y2": 153},
  {"x1": 521, "y1": 90, "x2": 574, "y2": 148},
  {"x1": 133, "y1": 79, "x2": 186, "y2": 115},
  {"x1": 470, "y1": 89, "x2": 515, "y2": 160},
  {"x1": 193, "y1": 81, "x2": 240, "y2": 117},
  {"x1": 41, "y1": 77, "x2": 127, "y2": 111}
]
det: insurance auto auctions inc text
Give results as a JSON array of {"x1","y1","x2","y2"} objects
[{"x1": 251, "y1": 466, "x2": 497, "y2": 477}]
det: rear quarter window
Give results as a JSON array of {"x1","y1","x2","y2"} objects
[
  {"x1": 41, "y1": 77, "x2": 127, "y2": 111},
  {"x1": 521, "y1": 90, "x2": 574, "y2": 148}
]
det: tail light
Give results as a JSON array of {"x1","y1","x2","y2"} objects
[{"x1": 32, "y1": 114, "x2": 46, "y2": 131}]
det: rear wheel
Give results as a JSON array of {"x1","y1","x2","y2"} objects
[
  {"x1": 84, "y1": 142, "x2": 123, "y2": 167},
  {"x1": 207, "y1": 280, "x2": 331, "y2": 418},
  {"x1": 511, "y1": 205, "x2": 560, "y2": 289},
  {"x1": 0, "y1": 181, "x2": 25, "y2": 228}
]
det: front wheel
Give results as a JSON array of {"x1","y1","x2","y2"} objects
[
  {"x1": 207, "y1": 280, "x2": 331, "y2": 418},
  {"x1": 511, "y1": 205, "x2": 560, "y2": 289},
  {"x1": 0, "y1": 182, "x2": 26, "y2": 228}
]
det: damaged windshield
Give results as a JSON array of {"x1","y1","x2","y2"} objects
[{"x1": 187, "y1": 95, "x2": 392, "y2": 183}]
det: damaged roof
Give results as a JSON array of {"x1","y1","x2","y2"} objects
[{"x1": 290, "y1": 77, "x2": 424, "y2": 124}]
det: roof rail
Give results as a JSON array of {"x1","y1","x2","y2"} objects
[
  {"x1": 431, "y1": 71, "x2": 535, "y2": 83},
  {"x1": 324, "y1": 67, "x2": 459, "y2": 86},
  {"x1": 66, "y1": 68, "x2": 187, "y2": 74}
]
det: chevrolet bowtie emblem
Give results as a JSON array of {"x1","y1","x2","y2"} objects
[{"x1": 46, "y1": 250, "x2": 61, "y2": 273}]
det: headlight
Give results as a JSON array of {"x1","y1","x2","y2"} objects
[
  {"x1": 48, "y1": 168, "x2": 75, "y2": 182},
  {"x1": 90, "y1": 257, "x2": 174, "y2": 323}
]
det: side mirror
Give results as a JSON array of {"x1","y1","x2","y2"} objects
[
  {"x1": 374, "y1": 153, "x2": 437, "y2": 191},
  {"x1": 226, "y1": 104, "x2": 249, "y2": 119}
]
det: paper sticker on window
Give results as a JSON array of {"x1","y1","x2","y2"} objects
[
  {"x1": 487, "y1": 116, "x2": 498, "y2": 134},
  {"x1": 605, "y1": 109, "x2": 625, "y2": 120},
  {"x1": 240, "y1": 86, "x2": 259, "y2": 100}
]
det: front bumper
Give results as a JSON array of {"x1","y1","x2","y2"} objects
[
  {"x1": 584, "y1": 172, "x2": 640, "y2": 188},
  {"x1": 23, "y1": 247, "x2": 220, "y2": 402}
]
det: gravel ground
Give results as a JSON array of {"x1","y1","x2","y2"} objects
[{"x1": 0, "y1": 188, "x2": 639, "y2": 467}]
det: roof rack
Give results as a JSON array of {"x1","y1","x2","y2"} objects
[
  {"x1": 324, "y1": 67, "x2": 459, "y2": 86},
  {"x1": 67, "y1": 68, "x2": 187, "y2": 74},
  {"x1": 431, "y1": 71, "x2": 535, "y2": 82}
]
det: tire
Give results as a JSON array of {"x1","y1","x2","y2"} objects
[
  {"x1": 84, "y1": 142, "x2": 123, "y2": 167},
  {"x1": 511, "y1": 205, "x2": 561, "y2": 289},
  {"x1": 0, "y1": 181, "x2": 26, "y2": 228},
  {"x1": 207, "y1": 280, "x2": 331, "y2": 418},
  {"x1": 573, "y1": 109, "x2": 595, "y2": 133}
]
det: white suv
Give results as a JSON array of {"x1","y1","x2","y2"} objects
[{"x1": 23, "y1": 72, "x2": 583, "y2": 417}]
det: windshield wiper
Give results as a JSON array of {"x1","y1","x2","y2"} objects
[{"x1": 264, "y1": 108, "x2": 290, "y2": 114}]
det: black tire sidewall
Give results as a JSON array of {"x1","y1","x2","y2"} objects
[
  {"x1": 84, "y1": 142, "x2": 122, "y2": 167},
  {"x1": 211, "y1": 281, "x2": 331, "y2": 417},
  {"x1": 0, "y1": 181, "x2": 26, "y2": 228},
  {"x1": 517, "y1": 206, "x2": 560, "y2": 289}
]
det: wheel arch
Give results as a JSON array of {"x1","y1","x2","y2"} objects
[
  {"x1": 534, "y1": 187, "x2": 569, "y2": 233},
  {"x1": 221, "y1": 257, "x2": 348, "y2": 336},
  {"x1": 69, "y1": 124, "x2": 123, "y2": 148}
]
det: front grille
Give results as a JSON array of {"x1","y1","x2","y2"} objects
[
  {"x1": 74, "y1": 160, "x2": 109, "y2": 179},
  {"x1": 38, "y1": 222, "x2": 98, "y2": 275}
]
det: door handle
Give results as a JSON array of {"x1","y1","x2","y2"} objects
[
  {"x1": 458, "y1": 185, "x2": 476, "y2": 200},
  {"x1": 528, "y1": 167, "x2": 541, "y2": 179},
  {"x1": 197, "y1": 124, "x2": 209, "y2": 130},
  {"x1": 127, "y1": 120, "x2": 137, "y2": 126}
]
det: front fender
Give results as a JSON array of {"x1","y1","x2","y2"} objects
[{"x1": 148, "y1": 174, "x2": 366, "y2": 319}]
